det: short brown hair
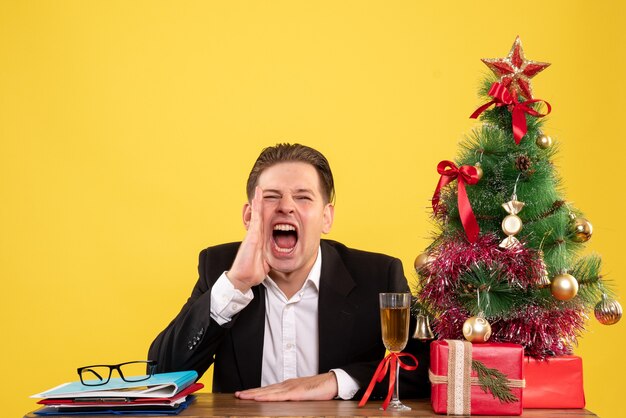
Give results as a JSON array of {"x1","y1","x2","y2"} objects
[{"x1": 246, "y1": 143, "x2": 335, "y2": 204}]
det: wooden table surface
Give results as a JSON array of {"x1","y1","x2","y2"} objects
[{"x1": 25, "y1": 392, "x2": 597, "y2": 417}]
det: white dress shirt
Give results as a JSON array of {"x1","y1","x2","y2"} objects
[{"x1": 209, "y1": 247, "x2": 359, "y2": 399}]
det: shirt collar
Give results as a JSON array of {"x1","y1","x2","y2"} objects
[
  {"x1": 307, "y1": 246, "x2": 322, "y2": 291},
  {"x1": 263, "y1": 246, "x2": 322, "y2": 293}
]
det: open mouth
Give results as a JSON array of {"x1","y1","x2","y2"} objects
[{"x1": 272, "y1": 223, "x2": 298, "y2": 254}]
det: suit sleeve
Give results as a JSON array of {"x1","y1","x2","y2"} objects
[
  {"x1": 148, "y1": 248, "x2": 231, "y2": 379},
  {"x1": 340, "y1": 257, "x2": 430, "y2": 399}
]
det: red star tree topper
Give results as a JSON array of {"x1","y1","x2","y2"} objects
[{"x1": 481, "y1": 36, "x2": 550, "y2": 100}]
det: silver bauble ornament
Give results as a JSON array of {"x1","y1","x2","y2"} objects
[{"x1": 594, "y1": 295, "x2": 622, "y2": 325}]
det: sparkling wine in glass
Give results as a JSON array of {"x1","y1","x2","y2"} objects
[{"x1": 379, "y1": 292, "x2": 411, "y2": 411}]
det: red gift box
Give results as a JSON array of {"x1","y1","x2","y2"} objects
[
  {"x1": 523, "y1": 355, "x2": 585, "y2": 408},
  {"x1": 430, "y1": 340, "x2": 524, "y2": 416}
]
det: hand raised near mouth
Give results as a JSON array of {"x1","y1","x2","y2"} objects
[{"x1": 226, "y1": 186, "x2": 271, "y2": 292}]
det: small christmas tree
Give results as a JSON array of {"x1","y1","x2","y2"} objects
[{"x1": 412, "y1": 37, "x2": 622, "y2": 359}]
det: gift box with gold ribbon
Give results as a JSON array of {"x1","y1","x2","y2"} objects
[{"x1": 429, "y1": 340, "x2": 525, "y2": 416}]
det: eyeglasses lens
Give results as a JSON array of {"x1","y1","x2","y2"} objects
[
  {"x1": 118, "y1": 361, "x2": 153, "y2": 382},
  {"x1": 79, "y1": 366, "x2": 111, "y2": 386}
]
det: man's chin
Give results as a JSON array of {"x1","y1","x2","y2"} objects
[
  {"x1": 266, "y1": 252, "x2": 300, "y2": 275},
  {"x1": 267, "y1": 258, "x2": 298, "y2": 274}
]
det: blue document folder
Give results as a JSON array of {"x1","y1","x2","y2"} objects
[{"x1": 31, "y1": 371, "x2": 198, "y2": 399}]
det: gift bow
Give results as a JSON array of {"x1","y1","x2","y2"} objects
[
  {"x1": 358, "y1": 352, "x2": 418, "y2": 411},
  {"x1": 431, "y1": 160, "x2": 480, "y2": 243},
  {"x1": 470, "y1": 82, "x2": 551, "y2": 144}
]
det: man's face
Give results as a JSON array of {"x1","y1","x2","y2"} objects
[{"x1": 244, "y1": 162, "x2": 334, "y2": 278}]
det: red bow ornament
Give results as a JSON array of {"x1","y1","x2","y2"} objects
[
  {"x1": 432, "y1": 161, "x2": 480, "y2": 243},
  {"x1": 358, "y1": 352, "x2": 418, "y2": 410},
  {"x1": 470, "y1": 82, "x2": 551, "y2": 144}
]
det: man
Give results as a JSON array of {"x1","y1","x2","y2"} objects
[{"x1": 148, "y1": 143, "x2": 429, "y2": 401}]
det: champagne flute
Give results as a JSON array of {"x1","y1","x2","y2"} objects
[{"x1": 379, "y1": 292, "x2": 411, "y2": 411}]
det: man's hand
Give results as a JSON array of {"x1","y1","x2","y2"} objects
[
  {"x1": 226, "y1": 187, "x2": 270, "y2": 292},
  {"x1": 234, "y1": 372, "x2": 339, "y2": 401}
]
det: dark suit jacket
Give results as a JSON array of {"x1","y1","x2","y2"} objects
[{"x1": 148, "y1": 239, "x2": 430, "y2": 398}]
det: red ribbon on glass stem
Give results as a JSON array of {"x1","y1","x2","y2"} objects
[
  {"x1": 358, "y1": 352, "x2": 418, "y2": 410},
  {"x1": 470, "y1": 82, "x2": 551, "y2": 144},
  {"x1": 431, "y1": 161, "x2": 480, "y2": 243}
]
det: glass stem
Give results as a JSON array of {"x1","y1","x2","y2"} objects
[{"x1": 392, "y1": 360, "x2": 400, "y2": 402}]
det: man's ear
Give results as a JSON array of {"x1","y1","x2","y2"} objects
[
  {"x1": 242, "y1": 203, "x2": 252, "y2": 230},
  {"x1": 322, "y1": 203, "x2": 334, "y2": 234}
]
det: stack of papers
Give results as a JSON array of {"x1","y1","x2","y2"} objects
[{"x1": 30, "y1": 371, "x2": 202, "y2": 416}]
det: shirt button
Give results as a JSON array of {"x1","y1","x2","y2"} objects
[
  {"x1": 231, "y1": 303, "x2": 239, "y2": 311},
  {"x1": 286, "y1": 343, "x2": 294, "y2": 350}
]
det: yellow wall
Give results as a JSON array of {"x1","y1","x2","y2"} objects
[{"x1": 2, "y1": 1, "x2": 624, "y2": 416}]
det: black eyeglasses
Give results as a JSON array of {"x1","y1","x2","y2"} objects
[{"x1": 77, "y1": 360, "x2": 158, "y2": 386}]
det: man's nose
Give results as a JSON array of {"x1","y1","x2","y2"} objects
[{"x1": 276, "y1": 195, "x2": 295, "y2": 213}]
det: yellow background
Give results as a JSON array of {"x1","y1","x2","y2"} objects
[{"x1": 2, "y1": 1, "x2": 624, "y2": 416}]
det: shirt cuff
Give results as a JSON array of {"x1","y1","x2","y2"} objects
[
  {"x1": 330, "y1": 368, "x2": 360, "y2": 400},
  {"x1": 210, "y1": 272, "x2": 254, "y2": 325}
]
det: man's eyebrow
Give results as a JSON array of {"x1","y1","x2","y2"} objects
[{"x1": 262, "y1": 188, "x2": 316, "y2": 195}]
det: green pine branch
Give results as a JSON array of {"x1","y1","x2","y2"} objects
[
  {"x1": 472, "y1": 359, "x2": 519, "y2": 403},
  {"x1": 571, "y1": 254, "x2": 615, "y2": 306},
  {"x1": 457, "y1": 262, "x2": 519, "y2": 317}
]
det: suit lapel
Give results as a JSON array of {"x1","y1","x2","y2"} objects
[
  {"x1": 230, "y1": 241, "x2": 358, "y2": 384},
  {"x1": 230, "y1": 284, "x2": 266, "y2": 389},
  {"x1": 318, "y1": 241, "x2": 357, "y2": 373}
]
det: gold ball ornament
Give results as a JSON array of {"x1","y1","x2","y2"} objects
[
  {"x1": 550, "y1": 273, "x2": 579, "y2": 301},
  {"x1": 462, "y1": 315, "x2": 492, "y2": 343},
  {"x1": 571, "y1": 218, "x2": 593, "y2": 243},
  {"x1": 594, "y1": 295, "x2": 623, "y2": 325},
  {"x1": 536, "y1": 134, "x2": 552, "y2": 149},
  {"x1": 414, "y1": 252, "x2": 435, "y2": 272},
  {"x1": 474, "y1": 162, "x2": 483, "y2": 181},
  {"x1": 502, "y1": 214, "x2": 523, "y2": 236}
]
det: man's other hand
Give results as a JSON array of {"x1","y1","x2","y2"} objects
[{"x1": 234, "y1": 372, "x2": 339, "y2": 401}]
